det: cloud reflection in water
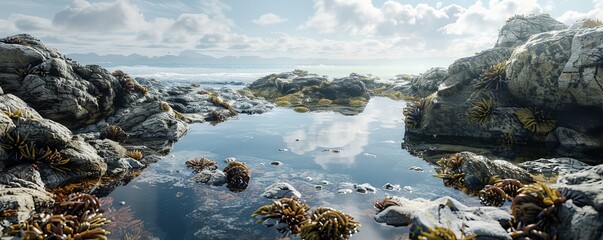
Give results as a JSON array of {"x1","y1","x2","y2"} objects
[{"x1": 283, "y1": 98, "x2": 402, "y2": 169}]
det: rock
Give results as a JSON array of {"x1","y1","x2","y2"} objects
[
  {"x1": 408, "y1": 67, "x2": 447, "y2": 97},
  {"x1": 375, "y1": 196, "x2": 512, "y2": 239},
  {"x1": 318, "y1": 75, "x2": 369, "y2": 100},
  {"x1": 382, "y1": 183, "x2": 401, "y2": 191},
  {"x1": 0, "y1": 165, "x2": 46, "y2": 191},
  {"x1": 519, "y1": 157, "x2": 590, "y2": 177},
  {"x1": 558, "y1": 28, "x2": 603, "y2": 109},
  {"x1": 354, "y1": 183, "x2": 377, "y2": 194},
  {"x1": 270, "y1": 161, "x2": 282, "y2": 166},
  {"x1": 14, "y1": 116, "x2": 72, "y2": 148},
  {"x1": 552, "y1": 164, "x2": 603, "y2": 239},
  {"x1": 403, "y1": 186, "x2": 412, "y2": 192},
  {"x1": 408, "y1": 166, "x2": 424, "y2": 172},
  {"x1": 507, "y1": 29, "x2": 576, "y2": 109},
  {"x1": 0, "y1": 85, "x2": 3, "y2": 94},
  {"x1": 39, "y1": 139, "x2": 107, "y2": 188},
  {"x1": 86, "y1": 138, "x2": 127, "y2": 169},
  {"x1": 496, "y1": 14, "x2": 567, "y2": 48},
  {"x1": 456, "y1": 152, "x2": 534, "y2": 191},
  {"x1": 192, "y1": 169, "x2": 227, "y2": 186},
  {"x1": 261, "y1": 182, "x2": 302, "y2": 199},
  {"x1": 0, "y1": 164, "x2": 54, "y2": 222},
  {"x1": 337, "y1": 189, "x2": 353, "y2": 194},
  {"x1": 247, "y1": 70, "x2": 327, "y2": 97}
]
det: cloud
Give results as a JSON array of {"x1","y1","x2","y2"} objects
[
  {"x1": 253, "y1": 13, "x2": 288, "y2": 26},
  {"x1": 52, "y1": 0, "x2": 145, "y2": 32},
  {"x1": 10, "y1": 14, "x2": 52, "y2": 31},
  {"x1": 556, "y1": 0, "x2": 603, "y2": 24}
]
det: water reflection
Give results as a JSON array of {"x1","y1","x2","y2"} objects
[{"x1": 283, "y1": 98, "x2": 403, "y2": 169}]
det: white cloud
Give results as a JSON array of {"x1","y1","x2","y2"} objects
[
  {"x1": 52, "y1": 0, "x2": 145, "y2": 32},
  {"x1": 253, "y1": 13, "x2": 288, "y2": 26},
  {"x1": 557, "y1": 0, "x2": 603, "y2": 24},
  {"x1": 10, "y1": 14, "x2": 52, "y2": 31}
]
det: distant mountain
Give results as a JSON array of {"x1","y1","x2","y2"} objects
[{"x1": 66, "y1": 51, "x2": 453, "y2": 69}]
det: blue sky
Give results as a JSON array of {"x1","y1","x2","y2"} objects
[{"x1": 0, "y1": 0, "x2": 600, "y2": 63}]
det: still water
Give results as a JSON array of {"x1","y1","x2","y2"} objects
[{"x1": 107, "y1": 97, "x2": 476, "y2": 239}]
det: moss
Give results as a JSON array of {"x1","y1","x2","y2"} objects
[
  {"x1": 581, "y1": 18, "x2": 603, "y2": 28},
  {"x1": 348, "y1": 97, "x2": 367, "y2": 107},
  {"x1": 275, "y1": 100, "x2": 292, "y2": 107},
  {"x1": 275, "y1": 92, "x2": 304, "y2": 105},
  {"x1": 317, "y1": 99, "x2": 332, "y2": 106},
  {"x1": 293, "y1": 106, "x2": 310, "y2": 113},
  {"x1": 467, "y1": 98, "x2": 494, "y2": 125}
]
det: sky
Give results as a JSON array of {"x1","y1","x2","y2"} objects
[{"x1": 0, "y1": 0, "x2": 601, "y2": 63}]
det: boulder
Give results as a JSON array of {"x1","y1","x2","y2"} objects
[
  {"x1": 507, "y1": 29, "x2": 577, "y2": 109},
  {"x1": 247, "y1": 69, "x2": 327, "y2": 98},
  {"x1": 408, "y1": 67, "x2": 447, "y2": 97},
  {"x1": 374, "y1": 196, "x2": 512, "y2": 239},
  {"x1": 552, "y1": 164, "x2": 603, "y2": 240},
  {"x1": 496, "y1": 14, "x2": 567, "y2": 48},
  {"x1": 0, "y1": 164, "x2": 54, "y2": 222},
  {"x1": 519, "y1": 157, "x2": 590, "y2": 177},
  {"x1": 261, "y1": 182, "x2": 302, "y2": 199},
  {"x1": 318, "y1": 76, "x2": 369, "y2": 100}
]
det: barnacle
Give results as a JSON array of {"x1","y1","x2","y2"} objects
[
  {"x1": 474, "y1": 62, "x2": 506, "y2": 91},
  {"x1": 494, "y1": 178, "x2": 524, "y2": 198},
  {"x1": 185, "y1": 157, "x2": 218, "y2": 172},
  {"x1": 100, "y1": 124, "x2": 128, "y2": 143},
  {"x1": 299, "y1": 207, "x2": 361, "y2": 240},
  {"x1": 515, "y1": 107, "x2": 556, "y2": 136},
  {"x1": 223, "y1": 161, "x2": 251, "y2": 192},
  {"x1": 419, "y1": 226, "x2": 476, "y2": 240},
  {"x1": 479, "y1": 185, "x2": 506, "y2": 207},
  {"x1": 125, "y1": 150, "x2": 143, "y2": 161},
  {"x1": 467, "y1": 98, "x2": 494, "y2": 125},
  {"x1": 374, "y1": 196, "x2": 401, "y2": 212},
  {"x1": 251, "y1": 197, "x2": 310, "y2": 235}
]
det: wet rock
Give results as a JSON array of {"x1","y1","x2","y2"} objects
[
  {"x1": 408, "y1": 67, "x2": 447, "y2": 97},
  {"x1": 261, "y1": 182, "x2": 301, "y2": 199},
  {"x1": 552, "y1": 164, "x2": 603, "y2": 239},
  {"x1": 247, "y1": 70, "x2": 327, "y2": 97},
  {"x1": 456, "y1": 152, "x2": 534, "y2": 191},
  {"x1": 496, "y1": 14, "x2": 566, "y2": 48},
  {"x1": 0, "y1": 165, "x2": 54, "y2": 222},
  {"x1": 337, "y1": 189, "x2": 353, "y2": 194},
  {"x1": 375, "y1": 196, "x2": 512, "y2": 239},
  {"x1": 321, "y1": 180, "x2": 330, "y2": 185},
  {"x1": 403, "y1": 186, "x2": 412, "y2": 192},
  {"x1": 192, "y1": 169, "x2": 227, "y2": 186},
  {"x1": 87, "y1": 138, "x2": 127, "y2": 170},
  {"x1": 314, "y1": 185, "x2": 323, "y2": 190},
  {"x1": 351, "y1": 183, "x2": 376, "y2": 194},
  {"x1": 519, "y1": 157, "x2": 590, "y2": 177},
  {"x1": 408, "y1": 166, "x2": 424, "y2": 172},
  {"x1": 382, "y1": 183, "x2": 401, "y2": 192},
  {"x1": 270, "y1": 161, "x2": 282, "y2": 166},
  {"x1": 40, "y1": 138, "x2": 107, "y2": 188}
]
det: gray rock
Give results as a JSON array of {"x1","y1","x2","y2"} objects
[
  {"x1": 375, "y1": 196, "x2": 512, "y2": 239},
  {"x1": 317, "y1": 75, "x2": 370, "y2": 100},
  {"x1": 408, "y1": 67, "x2": 447, "y2": 97},
  {"x1": 87, "y1": 138, "x2": 127, "y2": 167},
  {"x1": 261, "y1": 182, "x2": 302, "y2": 199},
  {"x1": 14, "y1": 116, "x2": 72, "y2": 148},
  {"x1": 519, "y1": 157, "x2": 590, "y2": 176},
  {"x1": 507, "y1": 29, "x2": 577, "y2": 109},
  {"x1": 353, "y1": 183, "x2": 377, "y2": 194},
  {"x1": 496, "y1": 14, "x2": 567, "y2": 48},
  {"x1": 124, "y1": 158, "x2": 145, "y2": 169},
  {"x1": 0, "y1": 165, "x2": 46, "y2": 191},
  {"x1": 192, "y1": 169, "x2": 227, "y2": 186},
  {"x1": 0, "y1": 85, "x2": 3, "y2": 94},
  {"x1": 247, "y1": 70, "x2": 327, "y2": 97},
  {"x1": 40, "y1": 139, "x2": 107, "y2": 188},
  {"x1": 552, "y1": 164, "x2": 603, "y2": 239},
  {"x1": 0, "y1": 187, "x2": 54, "y2": 223}
]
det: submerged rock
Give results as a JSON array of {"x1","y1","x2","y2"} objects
[
  {"x1": 261, "y1": 182, "x2": 302, "y2": 199},
  {"x1": 192, "y1": 169, "x2": 227, "y2": 186},
  {"x1": 519, "y1": 157, "x2": 590, "y2": 177}
]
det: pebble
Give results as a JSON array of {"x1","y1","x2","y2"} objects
[
  {"x1": 403, "y1": 186, "x2": 413, "y2": 192},
  {"x1": 224, "y1": 157, "x2": 237, "y2": 163},
  {"x1": 278, "y1": 148, "x2": 289, "y2": 152},
  {"x1": 409, "y1": 166, "x2": 424, "y2": 172},
  {"x1": 354, "y1": 183, "x2": 377, "y2": 194},
  {"x1": 305, "y1": 177, "x2": 313, "y2": 181},
  {"x1": 382, "y1": 183, "x2": 401, "y2": 192},
  {"x1": 119, "y1": 201, "x2": 126, "y2": 206},
  {"x1": 315, "y1": 185, "x2": 323, "y2": 190},
  {"x1": 322, "y1": 149, "x2": 341, "y2": 153},
  {"x1": 363, "y1": 153, "x2": 377, "y2": 158},
  {"x1": 337, "y1": 189, "x2": 353, "y2": 194},
  {"x1": 321, "y1": 180, "x2": 330, "y2": 185},
  {"x1": 176, "y1": 192, "x2": 183, "y2": 198},
  {"x1": 295, "y1": 139, "x2": 300, "y2": 141},
  {"x1": 270, "y1": 161, "x2": 282, "y2": 166}
]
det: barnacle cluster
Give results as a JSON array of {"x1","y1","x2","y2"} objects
[
  {"x1": 0, "y1": 130, "x2": 70, "y2": 173},
  {"x1": 508, "y1": 183, "x2": 584, "y2": 240},
  {"x1": 479, "y1": 179, "x2": 524, "y2": 207},
  {"x1": 125, "y1": 150, "x2": 143, "y2": 161},
  {"x1": 474, "y1": 62, "x2": 506, "y2": 91},
  {"x1": 374, "y1": 196, "x2": 401, "y2": 213},
  {"x1": 419, "y1": 226, "x2": 476, "y2": 240},
  {"x1": 7, "y1": 193, "x2": 111, "y2": 240},
  {"x1": 300, "y1": 207, "x2": 361, "y2": 240},
  {"x1": 467, "y1": 98, "x2": 494, "y2": 125},
  {"x1": 100, "y1": 124, "x2": 128, "y2": 143},
  {"x1": 403, "y1": 98, "x2": 426, "y2": 129},
  {"x1": 223, "y1": 161, "x2": 251, "y2": 192},
  {"x1": 251, "y1": 197, "x2": 310, "y2": 235},
  {"x1": 515, "y1": 107, "x2": 556, "y2": 136},
  {"x1": 185, "y1": 157, "x2": 218, "y2": 172}
]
